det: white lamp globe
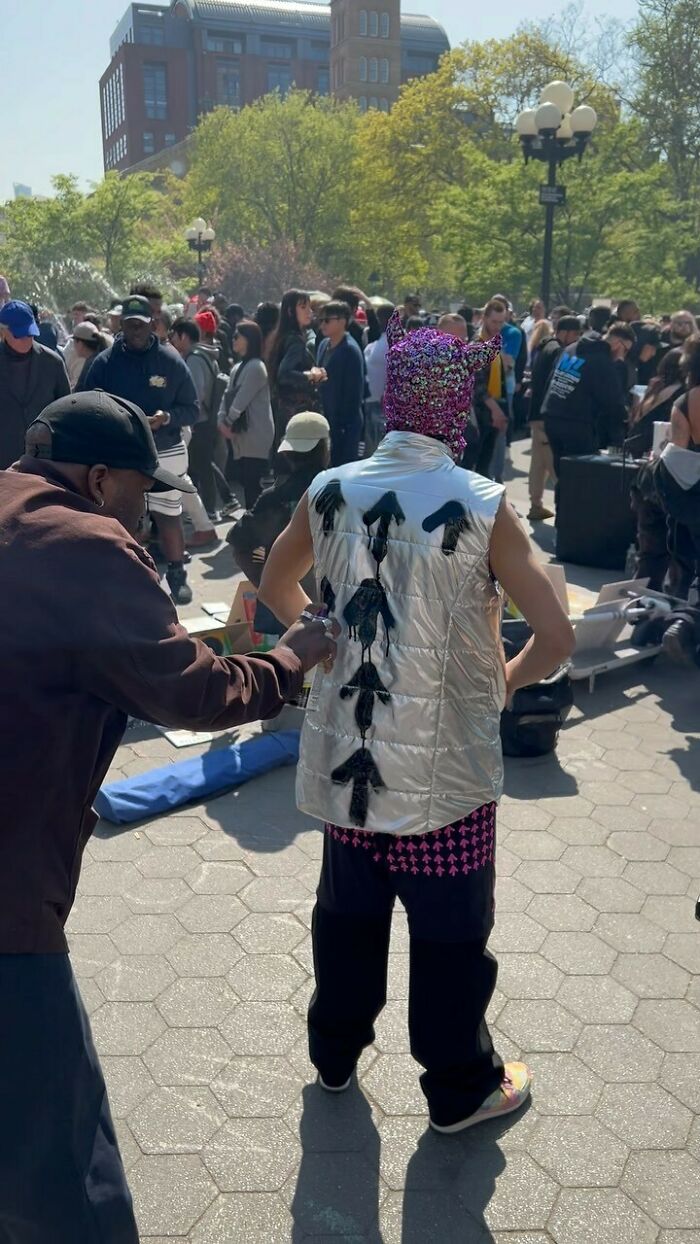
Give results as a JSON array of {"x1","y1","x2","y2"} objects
[
  {"x1": 556, "y1": 112, "x2": 573, "y2": 140},
  {"x1": 515, "y1": 109, "x2": 538, "y2": 137},
  {"x1": 541, "y1": 80, "x2": 575, "y2": 113},
  {"x1": 571, "y1": 104, "x2": 598, "y2": 135},
  {"x1": 201, "y1": 227, "x2": 216, "y2": 242},
  {"x1": 535, "y1": 101, "x2": 563, "y2": 132},
  {"x1": 192, "y1": 217, "x2": 207, "y2": 234}
]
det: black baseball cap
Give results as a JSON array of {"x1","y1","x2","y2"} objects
[
  {"x1": 26, "y1": 391, "x2": 196, "y2": 493},
  {"x1": 120, "y1": 295, "x2": 153, "y2": 323}
]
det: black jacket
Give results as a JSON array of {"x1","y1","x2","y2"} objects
[
  {"x1": 0, "y1": 341, "x2": 70, "y2": 469},
  {"x1": 78, "y1": 334, "x2": 198, "y2": 451},
  {"x1": 528, "y1": 336, "x2": 562, "y2": 423},
  {"x1": 542, "y1": 332, "x2": 627, "y2": 452}
]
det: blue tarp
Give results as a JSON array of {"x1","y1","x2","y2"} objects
[{"x1": 94, "y1": 731, "x2": 300, "y2": 825}]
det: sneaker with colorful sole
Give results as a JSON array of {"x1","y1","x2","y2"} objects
[{"x1": 429, "y1": 1061, "x2": 532, "y2": 1134}]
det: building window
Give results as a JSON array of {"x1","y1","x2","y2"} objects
[
  {"x1": 380, "y1": 58, "x2": 389, "y2": 83},
  {"x1": 369, "y1": 96, "x2": 379, "y2": 109},
  {"x1": 261, "y1": 39, "x2": 294, "y2": 59},
  {"x1": 205, "y1": 32, "x2": 244, "y2": 53},
  {"x1": 164, "y1": 132, "x2": 176, "y2": 145},
  {"x1": 102, "y1": 64, "x2": 125, "y2": 140},
  {"x1": 143, "y1": 63, "x2": 167, "y2": 119},
  {"x1": 267, "y1": 66, "x2": 293, "y2": 95},
  {"x1": 143, "y1": 131, "x2": 155, "y2": 155},
  {"x1": 369, "y1": 57, "x2": 378, "y2": 82},
  {"x1": 380, "y1": 11, "x2": 390, "y2": 37},
  {"x1": 216, "y1": 62, "x2": 240, "y2": 107},
  {"x1": 369, "y1": 10, "x2": 379, "y2": 36},
  {"x1": 316, "y1": 67, "x2": 330, "y2": 95},
  {"x1": 310, "y1": 40, "x2": 328, "y2": 60},
  {"x1": 359, "y1": 56, "x2": 368, "y2": 82},
  {"x1": 359, "y1": 9, "x2": 368, "y2": 35},
  {"x1": 139, "y1": 23, "x2": 164, "y2": 45},
  {"x1": 359, "y1": 96, "x2": 368, "y2": 112},
  {"x1": 379, "y1": 98, "x2": 389, "y2": 111},
  {"x1": 405, "y1": 53, "x2": 437, "y2": 78}
]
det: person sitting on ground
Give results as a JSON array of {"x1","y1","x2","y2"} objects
[
  {"x1": 219, "y1": 319, "x2": 274, "y2": 508},
  {"x1": 258, "y1": 310, "x2": 574, "y2": 1133}
]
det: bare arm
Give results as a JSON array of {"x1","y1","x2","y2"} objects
[
  {"x1": 258, "y1": 492, "x2": 315, "y2": 627},
  {"x1": 489, "y1": 500, "x2": 575, "y2": 697}
]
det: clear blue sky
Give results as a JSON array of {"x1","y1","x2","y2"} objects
[{"x1": 1, "y1": 0, "x2": 639, "y2": 202}]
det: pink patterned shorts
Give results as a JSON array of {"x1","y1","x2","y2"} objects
[{"x1": 325, "y1": 803, "x2": 496, "y2": 878}]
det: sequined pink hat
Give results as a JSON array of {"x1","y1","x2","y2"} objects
[{"x1": 384, "y1": 311, "x2": 502, "y2": 458}]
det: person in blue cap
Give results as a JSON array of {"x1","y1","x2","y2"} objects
[{"x1": 0, "y1": 299, "x2": 70, "y2": 469}]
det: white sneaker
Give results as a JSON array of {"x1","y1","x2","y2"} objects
[
  {"x1": 429, "y1": 1062, "x2": 532, "y2": 1134},
  {"x1": 318, "y1": 1074, "x2": 353, "y2": 1093}
]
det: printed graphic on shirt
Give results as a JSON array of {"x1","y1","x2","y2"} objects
[{"x1": 546, "y1": 351, "x2": 585, "y2": 402}]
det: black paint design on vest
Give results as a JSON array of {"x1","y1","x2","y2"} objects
[
  {"x1": 340, "y1": 661, "x2": 391, "y2": 733},
  {"x1": 315, "y1": 480, "x2": 345, "y2": 534},
  {"x1": 422, "y1": 500, "x2": 471, "y2": 555},
  {"x1": 343, "y1": 579, "x2": 396, "y2": 655},
  {"x1": 331, "y1": 749, "x2": 386, "y2": 827},
  {"x1": 320, "y1": 576, "x2": 336, "y2": 614},
  {"x1": 362, "y1": 491, "x2": 406, "y2": 565}
]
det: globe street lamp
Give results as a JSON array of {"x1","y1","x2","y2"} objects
[
  {"x1": 515, "y1": 82, "x2": 597, "y2": 312},
  {"x1": 184, "y1": 218, "x2": 216, "y2": 286}
]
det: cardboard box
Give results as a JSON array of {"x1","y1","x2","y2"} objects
[{"x1": 182, "y1": 576, "x2": 276, "y2": 657}]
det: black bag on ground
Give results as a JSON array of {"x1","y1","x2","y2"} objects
[{"x1": 500, "y1": 620, "x2": 574, "y2": 757}]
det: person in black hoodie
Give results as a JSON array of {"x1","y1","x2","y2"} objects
[
  {"x1": 527, "y1": 316, "x2": 581, "y2": 520},
  {"x1": 542, "y1": 322, "x2": 632, "y2": 474}
]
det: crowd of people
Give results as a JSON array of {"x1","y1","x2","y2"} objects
[{"x1": 0, "y1": 277, "x2": 698, "y2": 636}]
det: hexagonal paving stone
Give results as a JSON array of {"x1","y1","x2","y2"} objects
[
  {"x1": 77, "y1": 977, "x2": 105, "y2": 1016},
  {"x1": 220, "y1": 1001, "x2": 305, "y2": 1057},
  {"x1": 561, "y1": 845, "x2": 625, "y2": 877},
  {"x1": 165, "y1": 932, "x2": 243, "y2": 977},
  {"x1": 503, "y1": 831, "x2": 565, "y2": 860},
  {"x1": 525, "y1": 1052, "x2": 603, "y2": 1115},
  {"x1": 137, "y1": 845, "x2": 201, "y2": 879},
  {"x1": 97, "y1": 955, "x2": 175, "y2": 1002},
  {"x1": 373, "y1": 1000, "x2": 410, "y2": 1052},
  {"x1": 187, "y1": 861, "x2": 253, "y2": 894},
  {"x1": 489, "y1": 913, "x2": 547, "y2": 954},
  {"x1": 91, "y1": 827, "x2": 149, "y2": 862},
  {"x1": 516, "y1": 861, "x2": 580, "y2": 894},
  {"x1": 377, "y1": 1115, "x2": 441, "y2": 1191},
  {"x1": 111, "y1": 915, "x2": 184, "y2": 957},
  {"x1": 495, "y1": 954, "x2": 564, "y2": 999},
  {"x1": 527, "y1": 1115, "x2": 628, "y2": 1187},
  {"x1": 497, "y1": 804, "x2": 553, "y2": 832},
  {"x1": 282, "y1": 1149, "x2": 383, "y2": 1236},
  {"x1": 604, "y1": 750, "x2": 657, "y2": 772},
  {"x1": 497, "y1": 1000, "x2": 582, "y2": 1052},
  {"x1": 193, "y1": 830, "x2": 249, "y2": 861},
  {"x1": 144, "y1": 815, "x2": 209, "y2": 846},
  {"x1": 226, "y1": 953, "x2": 309, "y2": 1002},
  {"x1": 190, "y1": 1193, "x2": 293, "y2": 1243},
  {"x1": 537, "y1": 796, "x2": 594, "y2": 820},
  {"x1": 641, "y1": 895, "x2": 698, "y2": 933},
  {"x1": 69, "y1": 933, "x2": 119, "y2": 978},
  {"x1": 123, "y1": 877, "x2": 192, "y2": 915},
  {"x1": 578, "y1": 781, "x2": 634, "y2": 806},
  {"x1": 78, "y1": 861, "x2": 142, "y2": 895},
  {"x1": 608, "y1": 831, "x2": 670, "y2": 861},
  {"x1": 102, "y1": 1055, "x2": 156, "y2": 1118},
  {"x1": 623, "y1": 861, "x2": 690, "y2": 896},
  {"x1": 240, "y1": 844, "x2": 309, "y2": 875},
  {"x1": 457, "y1": 1152, "x2": 559, "y2": 1233},
  {"x1": 90, "y1": 1001, "x2": 166, "y2": 1055},
  {"x1": 633, "y1": 999, "x2": 700, "y2": 1052},
  {"x1": 595, "y1": 912, "x2": 667, "y2": 954},
  {"x1": 668, "y1": 846, "x2": 700, "y2": 879},
  {"x1": 128, "y1": 1154, "x2": 217, "y2": 1236},
  {"x1": 494, "y1": 877, "x2": 533, "y2": 912},
  {"x1": 542, "y1": 932, "x2": 617, "y2": 976},
  {"x1": 234, "y1": 913, "x2": 307, "y2": 954},
  {"x1": 178, "y1": 894, "x2": 246, "y2": 933},
  {"x1": 157, "y1": 978, "x2": 238, "y2": 1028},
  {"x1": 661, "y1": 1054, "x2": 700, "y2": 1115},
  {"x1": 362, "y1": 1053, "x2": 426, "y2": 1115},
  {"x1": 576, "y1": 1024, "x2": 664, "y2": 1081},
  {"x1": 576, "y1": 876, "x2": 646, "y2": 914},
  {"x1": 129, "y1": 1085, "x2": 225, "y2": 1154},
  {"x1": 203, "y1": 1118, "x2": 300, "y2": 1191},
  {"x1": 623, "y1": 1151, "x2": 700, "y2": 1228},
  {"x1": 664, "y1": 934, "x2": 699, "y2": 974},
  {"x1": 649, "y1": 818, "x2": 699, "y2": 846},
  {"x1": 526, "y1": 893, "x2": 597, "y2": 932},
  {"x1": 67, "y1": 896, "x2": 131, "y2": 935},
  {"x1": 612, "y1": 952, "x2": 690, "y2": 999},
  {"x1": 548, "y1": 816, "x2": 609, "y2": 846},
  {"x1": 144, "y1": 1027, "x2": 232, "y2": 1086},
  {"x1": 596, "y1": 1082, "x2": 693, "y2": 1149},
  {"x1": 591, "y1": 805, "x2": 651, "y2": 833},
  {"x1": 211, "y1": 1055, "x2": 303, "y2": 1117},
  {"x1": 548, "y1": 1188, "x2": 658, "y2": 1244},
  {"x1": 380, "y1": 1190, "x2": 488, "y2": 1244},
  {"x1": 557, "y1": 975, "x2": 637, "y2": 1024},
  {"x1": 632, "y1": 793, "x2": 691, "y2": 820}
]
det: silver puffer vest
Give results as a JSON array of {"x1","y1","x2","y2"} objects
[{"x1": 296, "y1": 431, "x2": 506, "y2": 836}]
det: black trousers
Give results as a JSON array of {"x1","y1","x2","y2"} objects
[
  {"x1": 308, "y1": 824, "x2": 504, "y2": 1128},
  {"x1": 0, "y1": 955, "x2": 138, "y2": 1244},
  {"x1": 188, "y1": 420, "x2": 219, "y2": 516},
  {"x1": 238, "y1": 457, "x2": 267, "y2": 509}
]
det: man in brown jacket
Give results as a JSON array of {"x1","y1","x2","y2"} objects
[{"x1": 0, "y1": 390, "x2": 336, "y2": 1243}]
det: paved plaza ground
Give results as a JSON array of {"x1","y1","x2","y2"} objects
[{"x1": 71, "y1": 443, "x2": 700, "y2": 1242}]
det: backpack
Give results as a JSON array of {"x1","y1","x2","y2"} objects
[{"x1": 191, "y1": 347, "x2": 228, "y2": 423}]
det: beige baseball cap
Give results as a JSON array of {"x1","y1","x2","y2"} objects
[{"x1": 279, "y1": 411, "x2": 330, "y2": 453}]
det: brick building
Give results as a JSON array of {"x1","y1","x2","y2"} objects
[{"x1": 100, "y1": 0, "x2": 449, "y2": 173}]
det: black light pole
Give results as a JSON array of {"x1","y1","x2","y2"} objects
[
  {"x1": 515, "y1": 85, "x2": 597, "y2": 312},
  {"x1": 185, "y1": 218, "x2": 216, "y2": 287}
]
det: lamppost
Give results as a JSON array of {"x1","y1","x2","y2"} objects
[
  {"x1": 185, "y1": 217, "x2": 216, "y2": 286},
  {"x1": 515, "y1": 82, "x2": 597, "y2": 312}
]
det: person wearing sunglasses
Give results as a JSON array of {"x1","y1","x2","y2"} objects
[{"x1": 317, "y1": 300, "x2": 365, "y2": 467}]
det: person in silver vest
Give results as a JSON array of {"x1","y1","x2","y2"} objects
[{"x1": 259, "y1": 311, "x2": 574, "y2": 1133}]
